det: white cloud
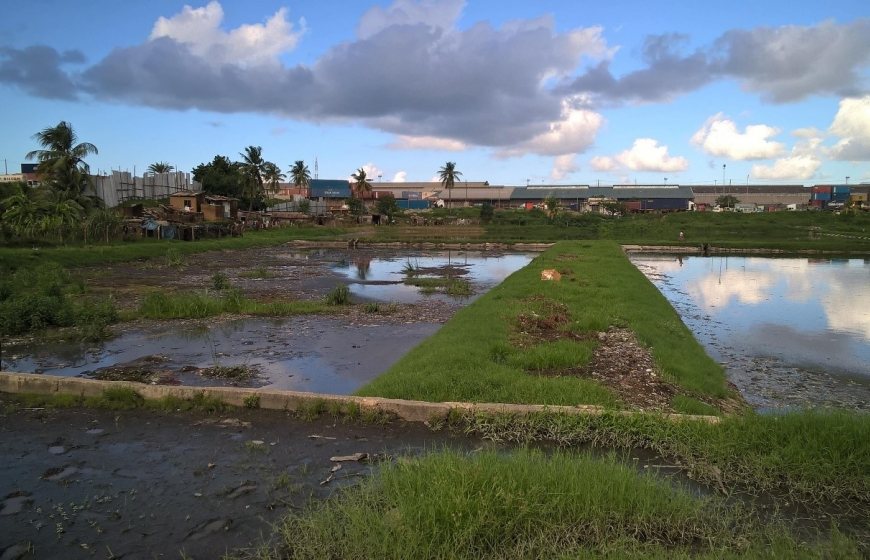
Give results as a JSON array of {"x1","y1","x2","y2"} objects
[
  {"x1": 610, "y1": 138, "x2": 689, "y2": 172},
  {"x1": 828, "y1": 95, "x2": 870, "y2": 161},
  {"x1": 390, "y1": 135, "x2": 467, "y2": 151},
  {"x1": 691, "y1": 113, "x2": 785, "y2": 160},
  {"x1": 498, "y1": 98, "x2": 604, "y2": 157},
  {"x1": 589, "y1": 155, "x2": 618, "y2": 172},
  {"x1": 550, "y1": 155, "x2": 579, "y2": 180},
  {"x1": 150, "y1": 1, "x2": 304, "y2": 66},
  {"x1": 392, "y1": 171, "x2": 407, "y2": 182},
  {"x1": 348, "y1": 163, "x2": 384, "y2": 182},
  {"x1": 750, "y1": 138, "x2": 822, "y2": 180},
  {"x1": 357, "y1": 0, "x2": 464, "y2": 39}
]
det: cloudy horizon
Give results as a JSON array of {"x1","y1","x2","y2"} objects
[{"x1": 1, "y1": 0, "x2": 868, "y2": 185}]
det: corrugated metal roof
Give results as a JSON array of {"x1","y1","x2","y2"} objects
[
  {"x1": 608, "y1": 186, "x2": 694, "y2": 199},
  {"x1": 510, "y1": 186, "x2": 590, "y2": 200}
]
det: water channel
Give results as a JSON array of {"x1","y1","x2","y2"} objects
[
  {"x1": 630, "y1": 253, "x2": 870, "y2": 411},
  {"x1": 1, "y1": 250, "x2": 537, "y2": 394}
]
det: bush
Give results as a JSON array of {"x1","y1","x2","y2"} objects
[
  {"x1": 325, "y1": 285, "x2": 351, "y2": 305},
  {"x1": 211, "y1": 272, "x2": 231, "y2": 290}
]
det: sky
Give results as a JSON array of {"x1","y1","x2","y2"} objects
[{"x1": 1, "y1": 0, "x2": 869, "y2": 186}]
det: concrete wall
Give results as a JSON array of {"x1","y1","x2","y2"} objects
[{"x1": 0, "y1": 372, "x2": 719, "y2": 424}]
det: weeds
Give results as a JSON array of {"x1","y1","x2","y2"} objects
[
  {"x1": 239, "y1": 267, "x2": 276, "y2": 279},
  {"x1": 243, "y1": 394, "x2": 261, "y2": 409},
  {"x1": 211, "y1": 272, "x2": 231, "y2": 290},
  {"x1": 137, "y1": 290, "x2": 328, "y2": 319},
  {"x1": 325, "y1": 285, "x2": 350, "y2": 305},
  {"x1": 165, "y1": 248, "x2": 184, "y2": 268}
]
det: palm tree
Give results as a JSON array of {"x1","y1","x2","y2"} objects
[
  {"x1": 289, "y1": 160, "x2": 311, "y2": 196},
  {"x1": 262, "y1": 161, "x2": 285, "y2": 195},
  {"x1": 147, "y1": 162, "x2": 174, "y2": 175},
  {"x1": 26, "y1": 121, "x2": 98, "y2": 194},
  {"x1": 438, "y1": 162, "x2": 462, "y2": 208},
  {"x1": 351, "y1": 168, "x2": 372, "y2": 200},
  {"x1": 239, "y1": 146, "x2": 266, "y2": 209}
]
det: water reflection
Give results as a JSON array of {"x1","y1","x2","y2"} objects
[
  {"x1": 632, "y1": 254, "x2": 870, "y2": 411},
  {"x1": 332, "y1": 251, "x2": 535, "y2": 304}
]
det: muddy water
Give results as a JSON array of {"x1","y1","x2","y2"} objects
[
  {"x1": 631, "y1": 254, "x2": 870, "y2": 411},
  {"x1": 1, "y1": 250, "x2": 535, "y2": 394}
]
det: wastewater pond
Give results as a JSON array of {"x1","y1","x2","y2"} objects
[
  {"x1": 2, "y1": 250, "x2": 537, "y2": 394},
  {"x1": 631, "y1": 253, "x2": 870, "y2": 411}
]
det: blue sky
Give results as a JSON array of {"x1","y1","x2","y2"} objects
[{"x1": 1, "y1": 0, "x2": 868, "y2": 186}]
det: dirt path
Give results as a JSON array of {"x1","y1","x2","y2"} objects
[{"x1": 0, "y1": 399, "x2": 479, "y2": 559}]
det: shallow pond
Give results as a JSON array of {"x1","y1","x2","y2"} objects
[
  {"x1": 330, "y1": 250, "x2": 536, "y2": 303},
  {"x1": 631, "y1": 254, "x2": 870, "y2": 411},
  {"x1": 2, "y1": 250, "x2": 537, "y2": 394}
]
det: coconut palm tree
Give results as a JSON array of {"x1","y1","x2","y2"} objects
[
  {"x1": 262, "y1": 161, "x2": 285, "y2": 195},
  {"x1": 289, "y1": 160, "x2": 311, "y2": 195},
  {"x1": 438, "y1": 162, "x2": 462, "y2": 208},
  {"x1": 26, "y1": 121, "x2": 98, "y2": 194},
  {"x1": 147, "y1": 161, "x2": 174, "y2": 175},
  {"x1": 351, "y1": 168, "x2": 372, "y2": 200},
  {"x1": 239, "y1": 146, "x2": 266, "y2": 209}
]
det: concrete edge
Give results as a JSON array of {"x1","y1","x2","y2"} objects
[
  {"x1": 286, "y1": 240, "x2": 554, "y2": 251},
  {"x1": 0, "y1": 372, "x2": 720, "y2": 424}
]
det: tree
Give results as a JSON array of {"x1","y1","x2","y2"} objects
[
  {"x1": 601, "y1": 201, "x2": 629, "y2": 216},
  {"x1": 351, "y1": 168, "x2": 372, "y2": 200},
  {"x1": 239, "y1": 146, "x2": 266, "y2": 210},
  {"x1": 543, "y1": 195, "x2": 560, "y2": 218},
  {"x1": 716, "y1": 195, "x2": 740, "y2": 209},
  {"x1": 376, "y1": 193, "x2": 400, "y2": 221},
  {"x1": 438, "y1": 162, "x2": 462, "y2": 208},
  {"x1": 192, "y1": 156, "x2": 245, "y2": 200},
  {"x1": 147, "y1": 162, "x2": 174, "y2": 175},
  {"x1": 347, "y1": 197, "x2": 364, "y2": 216},
  {"x1": 479, "y1": 202, "x2": 494, "y2": 222},
  {"x1": 262, "y1": 162, "x2": 285, "y2": 195},
  {"x1": 289, "y1": 160, "x2": 311, "y2": 194},
  {"x1": 25, "y1": 121, "x2": 98, "y2": 195}
]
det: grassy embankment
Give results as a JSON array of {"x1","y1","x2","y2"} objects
[
  {"x1": 359, "y1": 241, "x2": 729, "y2": 410},
  {"x1": 372, "y1": 208, "x2": 870, "y2": 252}
]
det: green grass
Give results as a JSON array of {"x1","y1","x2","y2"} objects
[
  {"x1": 244, "y1": 448, "x2": 861, "y2": 559},
  {"x1": 2, "y1": 389, "x2": 230, "y2": 413},
  {"x1": 238, "y1": 266, "x2": 277, "y2": 279},
  {"x1": 403, "y1": 277, "x2": 473, "y2": 296},
  {"x1": 449, "y1": 409, "x2": 870, "y2": 510},
  {"x1": 325, "y1": 285, "x2": 351, "y2": 305},
  {"x1": 135, "y1": 289, "x2": 329, "y2": 319},
  {"x1": 0, "y1": 226, "x2": 350, "y2": 271},
  {"x1": 358, "y1": 241, "x2": 730, "y2": 406}
]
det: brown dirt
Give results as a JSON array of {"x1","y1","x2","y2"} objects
[{"x1": 510, "y1": 298, "x2": 682, "y2": 412}]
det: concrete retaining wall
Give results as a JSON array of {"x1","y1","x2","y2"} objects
[{"x1": 0, "y1": 372, "x2": 719, "y2": 424}]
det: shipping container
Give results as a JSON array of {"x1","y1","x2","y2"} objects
[
  {"x1": 402, "y1": 191, "x2": 422, "y2": 200},
  {"x1": 832, "y1": 185, "x2": 850, "y2": 194},
  {"x1": 812, "y1": 185, "x2": 833, "y2": 193},
  {"x1": 812, "y1": 192, "x2": 832, "y2": 201},
  {"x1": 398, "y1": 199, "x2": 430, "y2": 210}
]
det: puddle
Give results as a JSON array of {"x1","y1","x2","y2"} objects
[
  {"x1": 332, "y1": 250, "x2": 536, "y2": 303},
  {"x1": 630, "y1": 254, "x2": 870, "y2": 411},
  {"x1": 1, "y1": 249, "x2": 537, "y2": 394}
]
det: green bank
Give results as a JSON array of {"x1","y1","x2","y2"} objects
[{"x1": 358, "y1": 240, "x2": 733, "y2": 412}]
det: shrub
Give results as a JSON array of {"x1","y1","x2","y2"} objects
[{"x1": 325, "y1": 285, "x2": 351, "y2": 305}]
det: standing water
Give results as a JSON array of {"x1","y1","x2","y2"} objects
[{"x1": 631, "y1": 254, "x2": 870, "y2": 411}]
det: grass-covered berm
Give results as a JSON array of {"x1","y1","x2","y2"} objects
[{"x1": 358, "y1": 241, "x2": 734, "y2": 412}]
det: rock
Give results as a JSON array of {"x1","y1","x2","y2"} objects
[
  {"x1": 329, "y1": 452, "x2": 368, "y2": 462},
  {"x1": 1, "y1": 493, "x2": 33, "y2": 516},
  {"x1": 48, "y1": 446, "x2": 66, "y2": 455},
  {"x1": 0, "y1": 542, "x2": 32, "y2": 560}
]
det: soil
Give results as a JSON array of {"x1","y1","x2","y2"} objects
[{"x1": 0, "y1": 397, "x2": 481, "y2": 560}]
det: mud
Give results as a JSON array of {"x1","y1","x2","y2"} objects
[{"x1": 0, "y1": 397, "x2": 481, "y2": 560}]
